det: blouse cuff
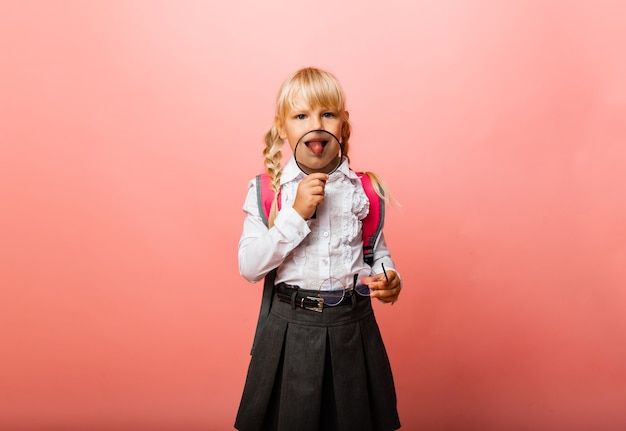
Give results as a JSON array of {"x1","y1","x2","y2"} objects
[{"x1": 273, "y1": 206, "x2": 310, "y2": 243}]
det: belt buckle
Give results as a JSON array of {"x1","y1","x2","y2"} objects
[{"x1": 304, "y1": 296, "x2": 323, "y2": 313}]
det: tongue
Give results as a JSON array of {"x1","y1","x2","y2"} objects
[{"x1": 308, "y1": 141, "x2": 324, "y2": 155}]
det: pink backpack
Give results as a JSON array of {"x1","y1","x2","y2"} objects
[{"x1": 250, "y1": 172, "x2": 385, "y2": 353}]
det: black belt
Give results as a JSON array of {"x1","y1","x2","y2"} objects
[{"x1": 275, "y1": 283, "x2": 356, "y2": 312}]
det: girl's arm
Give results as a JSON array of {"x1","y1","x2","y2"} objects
[
  {"x1": 370, "y1": 233, "x2": 396, "y2": 276},
  {"x1": 238, "y1": 180, "x2": 310, "y2": 282}
]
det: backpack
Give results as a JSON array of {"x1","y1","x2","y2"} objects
[{"x1": 250, "y1": 172, "x2": 385, "y2": 353}]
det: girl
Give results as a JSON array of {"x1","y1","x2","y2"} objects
[{"x1": 236, "y1": 67, "x2": 402, "y2": 431}]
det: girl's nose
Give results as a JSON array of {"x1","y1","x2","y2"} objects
[{"x1": 311, "y1": 116, "x2": 322, "y2": 130}]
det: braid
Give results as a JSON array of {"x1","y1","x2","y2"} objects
[{"x1": 263, "y1": 125, "x2": 283, "y2": 227}]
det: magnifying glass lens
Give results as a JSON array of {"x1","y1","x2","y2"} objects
[
  {"x1": 294, "y1": 130, "x2": 343, "y2": 175},
  {"x1": 318, "y1": 277, "x2": 345, "y2": 306}
]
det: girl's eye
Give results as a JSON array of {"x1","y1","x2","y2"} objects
[
  {"x1": 295, "y1": 114, "x2": 306, "y2": 120},
  {"x1": 322, "y1": 112, "x2": 335, "y2": 118}
]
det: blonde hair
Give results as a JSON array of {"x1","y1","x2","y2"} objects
[{"x1": 264, "y1": 67, "x2": 390, "y2": 226}]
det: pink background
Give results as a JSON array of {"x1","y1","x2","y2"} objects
[{"x1": 2, "y1": 1, "x2": 625, "y2": 429}]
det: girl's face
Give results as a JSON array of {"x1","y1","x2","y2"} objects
[{"x1": 279, "y1": 101, "x2": 345, "y2": 174}]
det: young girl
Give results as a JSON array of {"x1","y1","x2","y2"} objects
[{"x1": 235, "y1": 67, "x2": 402, "y2": 431}]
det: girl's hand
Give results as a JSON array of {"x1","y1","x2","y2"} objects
[
  {"x1": 293, "y1": 173, "x2": 329, "y2": 220},
  {"x1": 361, "y1": 270, "x2": 401, "y2": 304}
]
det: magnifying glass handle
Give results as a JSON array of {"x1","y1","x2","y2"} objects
[{"x1": 311, "y1": 179, "x2": 326, "y2": 220}]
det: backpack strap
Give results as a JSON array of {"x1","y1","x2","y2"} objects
[
  {"x1": 357, "y1": 172, "x2": 385, "y2": 266},
  {"x1": 250, "y1": 268, "x2": 275, "y2": 355},
  {"x1": 250, "y1": 174, "x2": 278, "y2": 354},
  {"x1": 256, "y1": 174, "x2": 272, "y2": 227}
]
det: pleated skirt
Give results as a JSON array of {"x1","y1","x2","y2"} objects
[{"x1": 235, "y1": 293, "x2": 401, "y2": 431}]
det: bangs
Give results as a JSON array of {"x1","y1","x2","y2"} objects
[{"x1": 277, "y1": 68, "x2": 345, "y2": 119}]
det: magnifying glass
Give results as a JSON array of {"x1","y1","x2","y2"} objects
[
  {"x1": 293, "y1": 129, "x2": 343, "y2": 175},
  {"x1": 293, "y1": 129, "x2": 343, "y2": 219}
]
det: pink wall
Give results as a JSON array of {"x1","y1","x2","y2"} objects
[{"x1": 2, "y1": 1, "x2": 625, "y2": 429}]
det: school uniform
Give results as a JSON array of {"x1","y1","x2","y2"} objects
[{"x1": 236, "y1": 157, "x2": 401, "y2": 431}]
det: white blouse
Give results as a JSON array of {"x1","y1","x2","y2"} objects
[{"x1": 238, "y1": 157, "x2": 398, "y2": 291}]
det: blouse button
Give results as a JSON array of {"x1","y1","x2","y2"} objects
[{"x1": 323, "y1": 231, "x2": 329, "y2": 237}]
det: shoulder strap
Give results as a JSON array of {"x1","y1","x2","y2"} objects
[
  {"x1": 357, "y1": 172, "x2": 385, "y2": 266},
  {"x1": 250, "y1": 268, "x2": 275, "y2": 355},
  {"x1": 257, "y1": 173, "x2": 282, "y2": 226},
  {"x1": 256, "y1": 174, "x2": 272, "y2": 227},
  {"x1": 251, "y1": 174, "x2": 276, "y2": 354}
]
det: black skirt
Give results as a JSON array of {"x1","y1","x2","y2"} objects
[{"x1": 235, "y1": 292, "x2": 401, "y2": 431}]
